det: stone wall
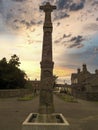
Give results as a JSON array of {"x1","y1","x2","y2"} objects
[
  {"x1": 86, "y1": 93, "x2": 98, "y2": 100},
  {"x1": 72, "y1": 88, "x2": 98, "y2": 101},
  {"x1": 0, "y1": 89, "x2": 32, "y2": 98}
]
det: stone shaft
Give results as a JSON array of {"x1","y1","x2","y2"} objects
[{"x1": 39, "y1": 2, "x2": 56, "y2": 115}]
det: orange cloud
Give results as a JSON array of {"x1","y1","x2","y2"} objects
[{"x1": 54, "y1": 66, "x2": 75, "y2": 77}]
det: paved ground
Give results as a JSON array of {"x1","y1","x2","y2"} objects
[{"x1": 0, "y1": 95, "x2": 98, "y2": 130}]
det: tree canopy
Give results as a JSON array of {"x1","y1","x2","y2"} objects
[{"x1": 0, "y1": 55, "x2": 27, "y2": 89}]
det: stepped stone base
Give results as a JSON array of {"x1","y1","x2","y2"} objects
[{"x1": 22, "y1": 113, "x2": 70, "y2": 130}]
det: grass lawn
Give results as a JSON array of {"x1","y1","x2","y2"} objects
[
  {"x1": 18, "y1": 93, "x2": 38, "y2": 101},
  {"x1": 56, "y1": 93, "x2": 78, "y2": 103}
]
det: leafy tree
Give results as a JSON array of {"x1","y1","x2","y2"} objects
[
  {"x1": 0, "y1": 57, "x2": 7, "y2": 65},
  {"x1": 0, "y1": 55, "x2": 27, "y2": 89},
  {"x1": 9, "y1": 54, "x2": 20, "y2": 67}
]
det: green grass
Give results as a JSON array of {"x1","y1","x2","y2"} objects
[
  {"x1": 56, "y1": 93, "x2": 78, "y2": 103},
  {"x1": 18, "y1": 94, "x2": 38, "y2": 101}
]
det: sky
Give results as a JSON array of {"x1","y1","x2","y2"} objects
[{"x1": 0, "y1": 0, "x2": 98, "y2": 84}]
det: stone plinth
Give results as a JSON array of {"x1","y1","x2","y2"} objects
[{"x1": 22, "y1": 113, "x2": 70, "y2": 130}]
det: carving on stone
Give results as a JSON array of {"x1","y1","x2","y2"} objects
[
  {"x1": 43, "y1": 70, "x2": 52, "y2": 77},
  {"x1": 40, "y1": 77, "x2": 54, "y2": 106},
  {"x1": 39, "y1": 2, "x2": 56, "y2": 114}
]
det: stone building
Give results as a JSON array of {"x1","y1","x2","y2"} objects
[
  {"x1": 31, "y1": 79, "x2": 40, "y2": 94},
  {"x1": 71, "y1": 64, "x2": 98, "y2": 100},
  {"x1": 27, "y1": 79, "x2": 40, "y2": 93}
]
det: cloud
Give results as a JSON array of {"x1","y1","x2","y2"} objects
[
  {"x1": 57, "y1": 0, "x2": 71, "y2": 10},
  {"x1": 57, "y1": 22, "x2": 60, "y2": 26},
  {"x1": 66, "y1": 35, "x2": 84, "y2": 48},
  {"x1": 67, "y1": 42, "x2": 84, "y2": 48},
  {"x1": 54, "y1": 10, "x2": 70, "y2": 20},
  {"x1": 70, "y1": 35, "x2": 84, "y2": 43},
  {"x1": 17, "y1": 19, "x2": 35, "y2": 28},
  {"x1": 84, "y1": 23, "x2": 98, "y2": 32},
  {"x1": 92, "y1": 0, "x2": 98, "y2": 6},
  {"x1": 0, "y1": 0, "x2": 3, "y2": 13},
  {"x1": 60, "y1": 64, "x2": 79, "y2": 70},
  {"x1": 12, "y1": 0, "x2": 26, "y2": 2},
  {"x1": 54, "y1": 37, "x2": 62, "y2": 44},
  {"x1": 57, "y1": 12, "x2": 69, "y2": 19},
  {"x1": 53, "y1": 0, "x2": 86, "y2": 21},
  {"x1": 63, "y1": 34, "x2": 71, "y2": 38},
  {"x1": 0, "y1": 0, "x2": 42, "y2": 32},
  {"x1": 56, "y1": 0, "x2": 85, "y2": 11},
  {"x1": 70, "y1": 0, "x2": 85, "y2": 11},
  {"x1": 96, "y1": 18, "x2": 98, "y2": 21},
  {"x1": 54, "y1": 34, "x2": 71, "y2": 44},
  {"x1": 0, "y1": 0, "x2": 87, "y2": 33},
  {"x1": 54, "y1": 34, "x2": 85, "y2": 48},
  {"x1": 1, "y1": 0, "x2": 98, "y2": 83},
  {"x1": 60, "y1": 46, "x2": 98, "y2": 70},
  {"x1": 94, "y1": 47, "x2": 98, "y2": 53}
]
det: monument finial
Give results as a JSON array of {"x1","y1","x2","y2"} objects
[{"x1": 40, "y1": 2, "x2": 56, "y2": 12}]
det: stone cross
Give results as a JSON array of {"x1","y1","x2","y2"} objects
[
  {"x1": 39, "y1": 2, "x2": 56, "y2": 115},
  {"x1": 40, "y1": 2, "x2": 56, "y2": 25}
]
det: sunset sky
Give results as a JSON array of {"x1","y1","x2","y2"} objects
[{"x1": 0, "y1": 0, "x2": 98, "y2": 84}]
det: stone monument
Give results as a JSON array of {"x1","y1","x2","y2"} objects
[
  {"x1": 22, "y1": 2, "x2": 69, "y2": 130},
  {"x1": 38, "y1": 2, "x2": 56, "y2": 122}
]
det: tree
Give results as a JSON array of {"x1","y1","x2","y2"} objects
[
  {"x1": 0, "y1": 57, "x2": 8, "y2": 88},
  {"x1": 9, "y1": 54, "x2": 20, "y2": 67},
  {"x1": 0, "y1": 57, "x2": 7, "y2": 65},
  {"x1": 0, "y1": 55, "x2": 27, "y2": 89}
]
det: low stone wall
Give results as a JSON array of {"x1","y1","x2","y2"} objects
[
  {"x1": 86, "y1": 92, "x2": 98, "y2": 101},
  {"x1": 72, "y1": 89, "x2": 98, "y2": 101},
  {"x1": 0, "y1": 89, "x2": 32, "y2": 98}
]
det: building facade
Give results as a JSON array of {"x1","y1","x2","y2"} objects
[{"x1": 71, "y1": 64, "x2": 98, "y2": 100}]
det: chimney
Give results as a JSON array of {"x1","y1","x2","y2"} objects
[
  {"x1": 95, "y1": 69, "x2": 98, "y2": 74},
  {"x1": 77, "y1": 68, "x2": 81, "y2": 74},
  {"x1": 83, "y1": 64, "x2": 87, "y2": 72}
]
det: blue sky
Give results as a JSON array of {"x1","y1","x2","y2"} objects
[{"x1": 0, "y1": 0, "x2": 98, "y2": 84}]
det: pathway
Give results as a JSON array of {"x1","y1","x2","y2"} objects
[{"x1": 0, "y1": 95, "x2": 98, "y2": 130}]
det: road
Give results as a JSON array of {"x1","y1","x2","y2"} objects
[{"x1": 0, "y1": 95, "x2": 98, "y2": 130}]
